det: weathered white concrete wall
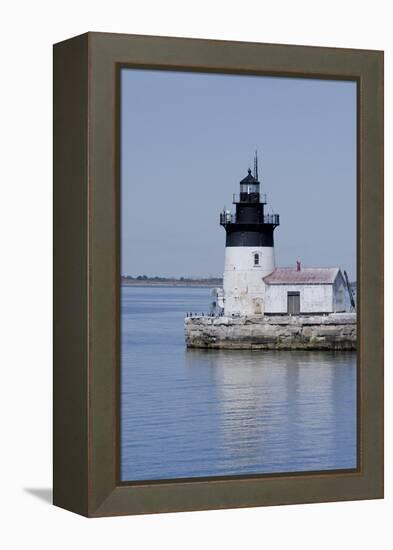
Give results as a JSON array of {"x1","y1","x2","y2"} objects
[
  {"x1": 185, "y1": 313, "x2": 357, "y2": 350},
  {"x1": 265, "y1": 284, "x2": 334, "y2": 314},
  {"x1": 223, "y1": 246, "x2": 275, "y2": 316}
]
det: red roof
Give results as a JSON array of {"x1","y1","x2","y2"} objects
[{"x1": 263, "y1": 267, "x2": 340, "y2": 285}]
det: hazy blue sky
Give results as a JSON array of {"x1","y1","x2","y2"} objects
[{"x1": 121, "y1": 69, "x2": 356, "y2": 280}]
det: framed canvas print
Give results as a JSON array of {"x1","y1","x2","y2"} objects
[{"x1": 53, "y1": 32, "x2": 384, "y2": 517}]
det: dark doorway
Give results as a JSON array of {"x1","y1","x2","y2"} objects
[{"x1": 287, "y1": 291, "x2": 300, "y2": 314}]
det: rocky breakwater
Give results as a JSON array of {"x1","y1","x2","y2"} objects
[{"x1": 185, "y1": 313, "x2": 356, "y2": 350}]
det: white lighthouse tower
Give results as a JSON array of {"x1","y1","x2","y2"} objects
[{"x1": 219, "y1": 153, "x2": 280, "y2": 316}]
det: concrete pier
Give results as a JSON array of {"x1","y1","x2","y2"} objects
[{"x1": 185, "y1": 313, "x2": 356, "y2": 350}]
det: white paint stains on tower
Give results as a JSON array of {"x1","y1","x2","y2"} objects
[{"x1": 219, "y1": 152, "x2": 279, "y2": 316}]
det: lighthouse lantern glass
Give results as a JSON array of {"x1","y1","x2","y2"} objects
[{"x1": 241, "y1": 182, "x2": 259, "y2": 194}]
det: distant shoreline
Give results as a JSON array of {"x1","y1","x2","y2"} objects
[{"x1": 121, "y1": 278, "x2": 222, "y2": 289}]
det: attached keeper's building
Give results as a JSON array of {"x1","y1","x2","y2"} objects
[{"x1": 263, "y1": 266, "x2": 350, "y2": 315}]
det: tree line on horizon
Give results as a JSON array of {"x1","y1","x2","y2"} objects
[{"x1": 121, "y1": 275, "x2": 223, "y2": 282}]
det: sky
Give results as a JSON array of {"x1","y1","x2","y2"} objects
[{"x1": 121, "y1": 69, "x2": 356, "y2": 280}]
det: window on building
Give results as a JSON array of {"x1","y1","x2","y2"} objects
[{"x1": 254, "y1": 253, "x2": 259, "y2": 266}]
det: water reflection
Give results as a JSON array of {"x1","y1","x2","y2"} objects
[
  {"x1": 185, "y1": 350, "x2": 356, "y2": 475},
  {"x1": 121, "y1": 287, "x2": 357, "y2": 481}
]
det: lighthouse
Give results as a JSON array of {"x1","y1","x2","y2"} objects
[{"x1": 219, "y1": 153, "x2": 280, "y2": 316}]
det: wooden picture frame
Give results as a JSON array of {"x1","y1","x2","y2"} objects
[{"x1": 53, "y1": 32, "x2": 383, "y2": 517}]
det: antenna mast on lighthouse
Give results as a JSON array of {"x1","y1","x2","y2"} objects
[{"x1": 254, "y1": 150, "x2": 259, "y2": 181}]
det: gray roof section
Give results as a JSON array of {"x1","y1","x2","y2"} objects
[
  {"x1": 263, "y1": 267, "x2": 341, "y2": 285},
  {"x1": 240, "y1": 169, "x2": 258, "y2": 184}
]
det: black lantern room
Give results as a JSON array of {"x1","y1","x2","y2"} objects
[{"x1": 220, "y1": 153, "x2": 280, "y2": 247}]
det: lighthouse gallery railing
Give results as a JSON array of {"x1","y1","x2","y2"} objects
[{"x1": 220, "y1": 212, "x2": 280, "y2": 226}]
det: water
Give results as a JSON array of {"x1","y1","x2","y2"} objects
[{"x1": 121, "y1": 286, "x2": 357, "y2": 482}]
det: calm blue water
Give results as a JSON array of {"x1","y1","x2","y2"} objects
[{"x1": 121, "y1": 286, "x2": 357, "y2": 481}]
